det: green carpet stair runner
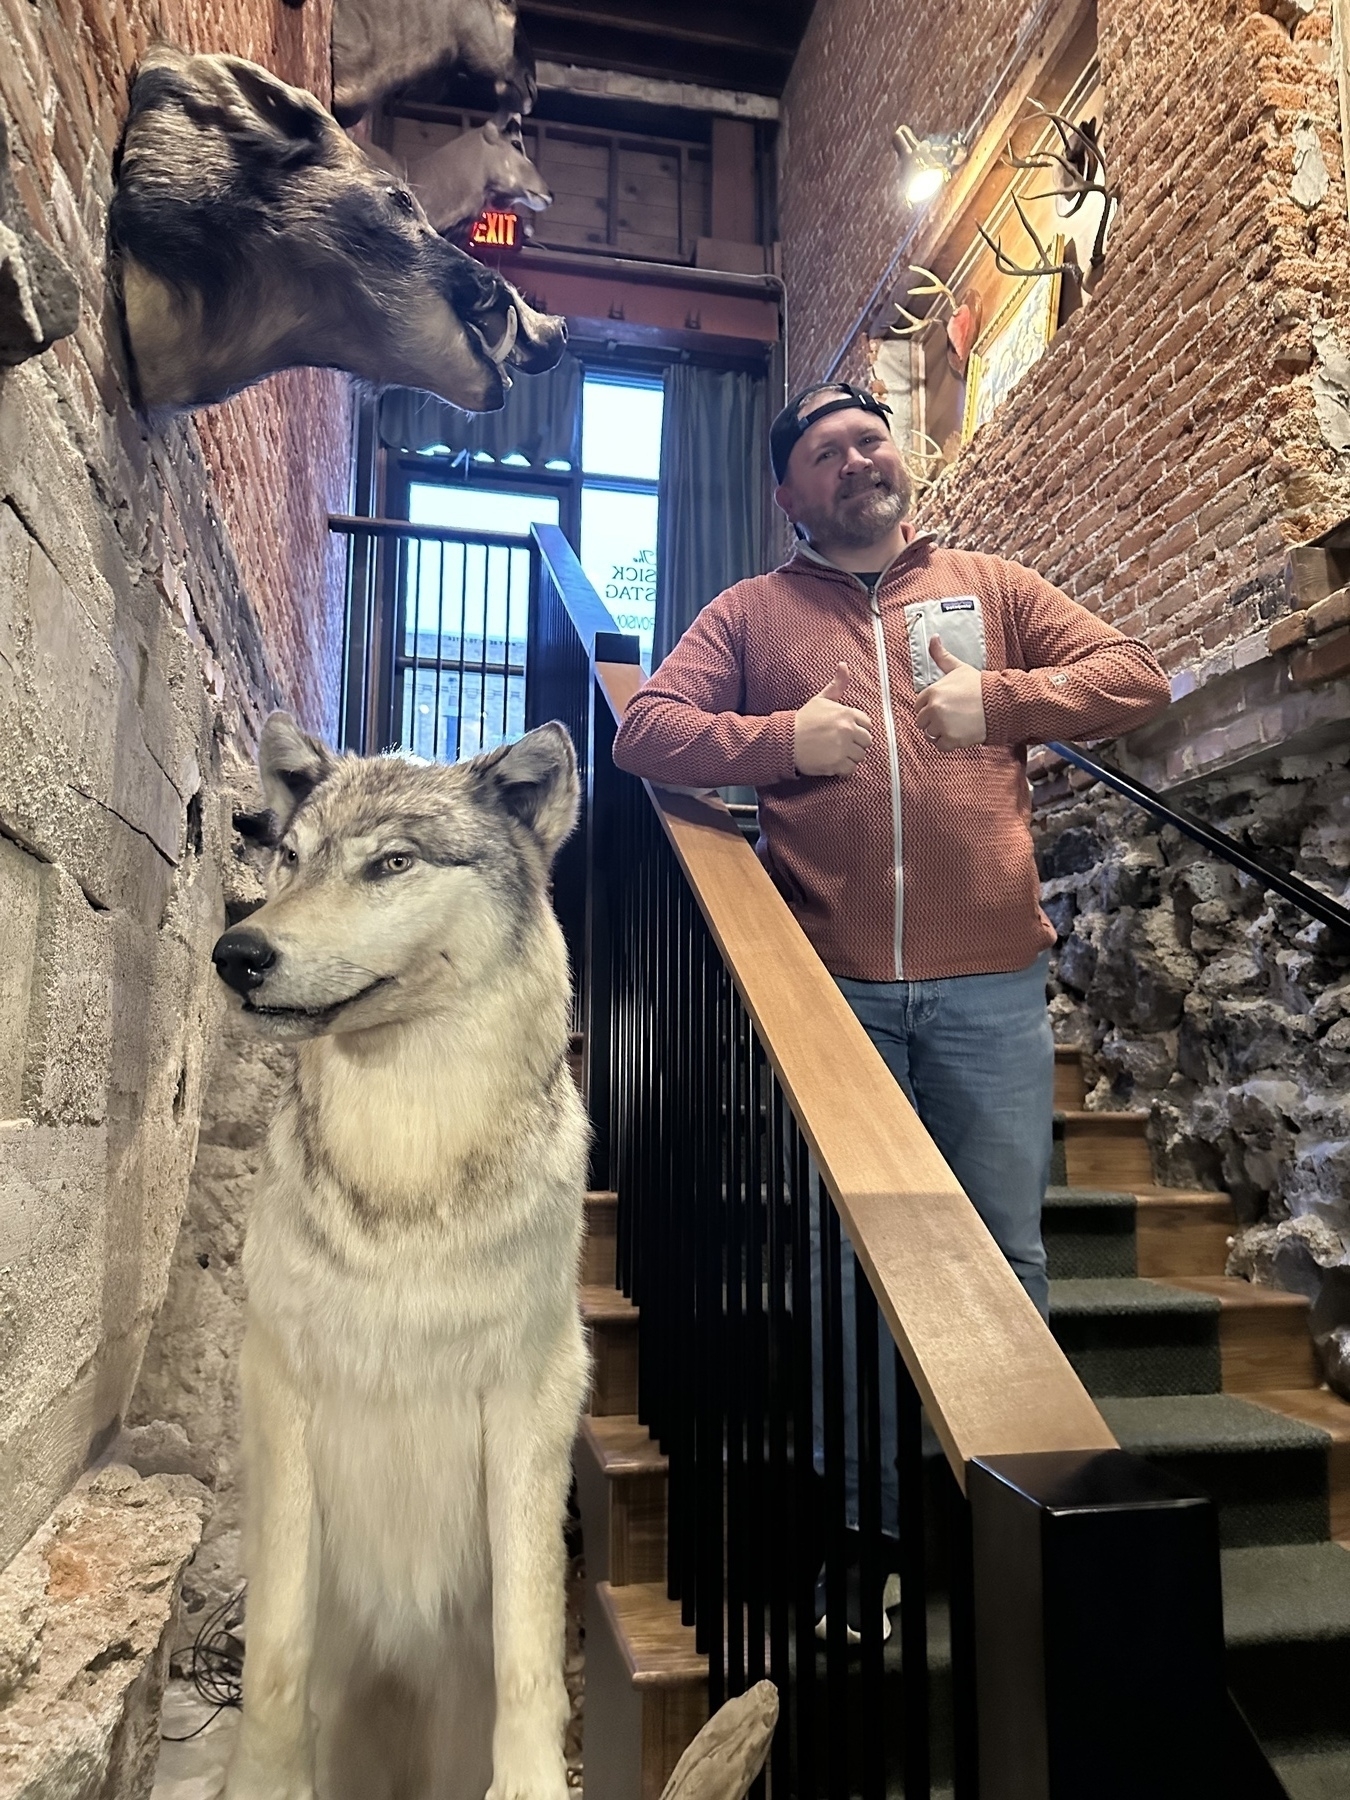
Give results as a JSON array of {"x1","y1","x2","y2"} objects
[{"x1": 1046, "y1": 1114, "x2": 1350, "y2": 1800}]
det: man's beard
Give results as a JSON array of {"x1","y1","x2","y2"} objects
[{"x1": 797, "y1": 469, "x2": 913, "y2": 553}]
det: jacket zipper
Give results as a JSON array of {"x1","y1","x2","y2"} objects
[{"x1": 868, "y1": 590, "x2": 905, "y2": 980}]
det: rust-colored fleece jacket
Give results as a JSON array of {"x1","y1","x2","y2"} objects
[{"x1": 611, "y1": 536, "x2": 1171, "y2": 981}]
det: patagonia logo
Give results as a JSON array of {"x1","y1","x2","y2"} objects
[{"x1": 940, "y1": 598, "x2": 976, "y2": 612}]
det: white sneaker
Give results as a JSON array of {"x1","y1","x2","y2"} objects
[{"x1": 813, "y1": 1571, "x2": 902, "y2": 1645}]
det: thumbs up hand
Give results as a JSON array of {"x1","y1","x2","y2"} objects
[
  {"x1": 793, "y1": 662, "x2": 873, "y2": 777},
  {"x1": 914, "y1": 636, "x2": 987, "y2": 750}
]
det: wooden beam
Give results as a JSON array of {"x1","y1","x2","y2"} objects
[
  {"x1": 522, "y1": 22, "x2": 792, "y2": 95},
  {"x1": 520, "y1": 0, "x2": 798, "y2": 56}
]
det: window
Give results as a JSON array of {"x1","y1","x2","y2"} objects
[
  {"x1": 579, "y1": 373, "x2": 664, "y2": 669},
  {"x1": 395, "y1": 484, "x2": 562, "y2": 763},
  {"x1": 408, "y1": 483, "x2": 560, "y2": 537}
]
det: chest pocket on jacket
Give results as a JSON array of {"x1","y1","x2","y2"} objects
[{"x1": 904, "y1": 596, "x2": 988, "y2": 690}]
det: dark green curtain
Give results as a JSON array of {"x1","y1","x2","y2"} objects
[
  {"x1": 654, "y1": 363, "x2": 769, "y2": 668},
  {"x1": 377, "y1": 353, "x2": 583, "y2": 468}
]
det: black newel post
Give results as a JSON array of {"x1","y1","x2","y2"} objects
[{"x1": 968, "y1": 1449, "x2": 1228, "y2": 1800}]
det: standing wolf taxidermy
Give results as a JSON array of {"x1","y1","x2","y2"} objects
[{"x1": 210, "y1": 717, "x2": 590, "y2": 1800}]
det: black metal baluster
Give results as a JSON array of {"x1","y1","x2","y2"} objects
[
  {"x1": 696, "y1": 952, "x2": 726, "y2": 1707},
  {"x1": 677, "y1": 870, "x2": 699, "y2": 1606},
  {"x1": 855, "y1": 1271, "x2": 886, "y2": 1800},
  {"x1": 947, "y1": 1465, "x2": 979, "y2": 1800},
  {"x1": 726, "y1": 991, "x2": 747, "y2": 1697},
  {"x1": 745, "y1": 1031, "x2": 767, "y2": 1690},
  {"x1": 819, "y1": 1184, "x2": 848, "y2": 1800},
  {"x1": 789, "y1": 1117, "x2": 817, "y2": 1797},
  {"x1": 766, "y1": 1079, "x2": 792, "y2": 1797},
  {"x1": 454, "y1": 541, "x2": 469, "y2": 760},
  {"x1": 896, "y1": 1349, "x2": 931, "y2": 1800},
  {"x1": 696, "y1": 921, "x2": 719, "y2": 1642}
]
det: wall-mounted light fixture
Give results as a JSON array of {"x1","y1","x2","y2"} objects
[{"x1": 893, "y1": 126, "x2": 968, "y2": 206}]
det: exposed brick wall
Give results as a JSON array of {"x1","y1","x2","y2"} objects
[
  {"x1": 780, "y1": 0, "x2": 1350, "y2": 675},
  {"x1": 0, "y1": 0, "x2": 350, "y2": 1573},
  {"x1": 779, "y1": 0, "x2": 1032, "y2": 394}
]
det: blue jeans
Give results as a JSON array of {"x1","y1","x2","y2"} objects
[{"x1": 812, "y1": 953, "x2": 1054, "y2": 1529}]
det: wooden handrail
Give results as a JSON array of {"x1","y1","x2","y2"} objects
[{"x1": 594, "y1": 660, "x2": 1116, "y2": 1488}]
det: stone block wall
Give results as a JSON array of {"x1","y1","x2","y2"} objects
[
  {"x1": 0, "y1": 0, "x2": 350, "y2": 1611},
  {"x1": 779, "y1": 0, "x2": 1350, "y2": 674}
]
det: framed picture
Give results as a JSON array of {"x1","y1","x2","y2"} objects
[{"x1": 961, "y1": 240, "x2": 1063, "y2": 441}]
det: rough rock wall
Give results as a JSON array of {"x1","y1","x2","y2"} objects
[
  {"x1": 128, "y1": 817, "x2": 283, "y2": 1624},
  {"x1": 1037, "y1": 746, "x2": 1350, "y2": 1271},
  {"x1": 0, "y1": 0, "x2": 349, "y2": 1587},
  {"x1": 0, "y1": 1465, "x2": 209, "y2": 1800},
  {"x1": 779, "y1": 0, "x2": 1350, "y2": 672}
]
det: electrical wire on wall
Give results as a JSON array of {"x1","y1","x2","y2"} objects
[{"x1": 161, "y1": 1585, "x2": 246, "y2": 1742}]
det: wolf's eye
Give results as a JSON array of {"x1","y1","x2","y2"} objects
[
  {"x1": 380, "y1": 853, "x2": 414, "y2": 875},
  {"x1": 389, "y1": 186, "x2": 416, "y2": 214},
  {"x1": 283, "y1": 847, "x2": 299, "y2": 866}
]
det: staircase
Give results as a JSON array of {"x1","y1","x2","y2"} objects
[{"x1": 574, "y1": 1043, "x2": 1350, "y2": 1800}]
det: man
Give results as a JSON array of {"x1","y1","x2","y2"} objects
[{"x1": 613, "y1": 381, "x2": 1171, "y2": 1320}]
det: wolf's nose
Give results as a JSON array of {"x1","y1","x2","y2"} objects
[{"x1": 212, "y1": 928, "x2": 277, "y2": 994}]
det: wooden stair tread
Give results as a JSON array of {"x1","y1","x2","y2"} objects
[
  {"x1": 581, "y1": 1285, "x2": 639, "y2": 1324},
  {"x1": 1057, "y1": 1110, "x2": 1150, "y2": 1128},
  {"x1": 1162, "y1": 1277, "x2": 1310, "y2": 1313},
  {"x1": 1133, "y1": 1191, "x2": 1233, "y2": 1281},
  {"x1": 597, "y1": 1581, "x2": 706, "y2": 1688},
  {"x1": 582, "y1": 1413, "x2": 669, "y2": 1476},
  {"x1": 1250, "y1": 1387, "x2": 1350, "y2": 1439},
  {"x1": 1160, "y1": 1278, "x2": 1317, "y2": 1395},
  {"x1": 1251, "y1": 1388, "x2": 1350, "y2": 1541},
  {"x1": 1054, "y1": 1045, "x2": 1085, "y2": 1061},
  {"x1": 586, "y1": 1190, "x2": 619, "y2": 1208},
  {"x1": 1133, "y1": 1190, "x2": 1233, "y2": 1213}
]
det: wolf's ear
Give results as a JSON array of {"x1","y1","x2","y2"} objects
[
  {"x1": 258, "y1": 713, "x2": 338, "y2": 830},
  {"x1": 486, "y1": 722, "x2": 579, "y2": 858}
]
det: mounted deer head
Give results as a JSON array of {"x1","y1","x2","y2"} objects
[
  {"x1": 405, "y1": 112, "x2": 552, "y2": 237},
  {"x1": 976, "y1": 103, "x2": 1118, "y2": 294},
  {"x1": 108, "y1": 46, "x2": 566, "y2": 415},
  {"x1": 332, "y1": 0, "x2": 536, "y2": 123}
]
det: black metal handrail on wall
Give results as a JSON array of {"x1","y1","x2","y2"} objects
[
  {"x1": 533, "y1": 555, "x2": 1288, "y2": 1799},
  {"x1": 1047, "y1": 741, "x2": 1350, "y2": 935}
]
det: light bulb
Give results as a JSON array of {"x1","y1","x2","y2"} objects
[{"x1": 906, "y1": 164, "x2": 947, "y2": 206}]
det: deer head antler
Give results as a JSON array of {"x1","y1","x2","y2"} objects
[
  {"x1": 979, "y1": 103, "x2": 1118, "y2": 283},
  {"x1": 886, "y1": 264, "x2": 960, "y2": 339}
]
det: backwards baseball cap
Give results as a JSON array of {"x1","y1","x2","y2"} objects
[{"x1": 769, "y1": 382, "x2": 893, "y2": 484}]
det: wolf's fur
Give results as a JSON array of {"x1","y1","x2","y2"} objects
[
  {"x1": 214, "y1": 718, "x2": 590, "y2": 1800},
  {"x1": 109, "y1": 46, "x2": 564, "y2": 414}
]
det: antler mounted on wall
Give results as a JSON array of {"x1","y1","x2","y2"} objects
[
  {"x1": 885, "y1": 265, "x2": 982, "y2": 376},
  {"x1": 886, "y1": 264, "x2": 959, "y2": 339},
  {"x1": 976, "y1": 102, "x2": 1118, "y2": 290}
]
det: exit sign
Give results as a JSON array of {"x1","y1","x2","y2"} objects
[{"x1": 470, "y1": 210, "x2": 519, "y2": 249}]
